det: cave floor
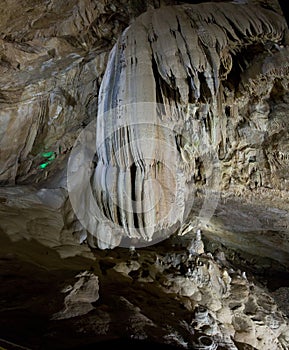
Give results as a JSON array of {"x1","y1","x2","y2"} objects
[{"x1": 0, "y1": 233, "x2": 289, "y2": 350}]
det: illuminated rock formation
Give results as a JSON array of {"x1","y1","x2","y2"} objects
[{"x1": 89, "y1": 2, "x2": 289, "y2": 250}]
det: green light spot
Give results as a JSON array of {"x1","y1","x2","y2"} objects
[
  {"x1": 39, "y1": 162, "x2": 50, "y2": 169},
  {"x1": 47, "y1": 154, "x2": 56, "y2": 161},
  {"x1": 41, "y1": 151, "x2": 54, "y2": 158},
  {"x1": 39, "y1": 151, "x2": 56, "y2": 170}
]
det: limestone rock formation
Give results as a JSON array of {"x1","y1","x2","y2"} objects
[
  {"x1": 52, "y1": 271, "x2": 99, "y2": 320},
  {"x1": 89, "y1": 239, "x2": 289, "y2": 350},
  {"x1": 0, "y1": 0, "x2": 288, "y2": 265},
  {"x1": 0, "y1": 1, "x2": 289, "y2": 349},
  {"x1": 81, "y1": 2, "x2": 289, "y2": 254},
  {"x1": 0, "y1": 0, "x2": 131, "y2": 185}
]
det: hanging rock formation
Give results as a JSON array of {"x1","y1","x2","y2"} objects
[
  {"x1": 0, "y1": 0, "x2": 288, "y2": 268},
  {"x1": 0, "y1": 2, "x2": 289, "y2": 349},
  {"x1": 87, "y1": 2, "x2": 289, "y2": 251}
]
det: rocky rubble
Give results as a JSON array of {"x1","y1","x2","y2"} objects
[
  {"x1": 0, "y1": 1, "x2": 289, "y2": 349},
  {"x1": 107, "y1": 231, "x2": 289, "y2": 349},
  {"x1": 0, "y1": 222, "x2": 288, "y2": 349},
  {"x1": 52, "y1": 271, "x2": 99, "y2": 320}
]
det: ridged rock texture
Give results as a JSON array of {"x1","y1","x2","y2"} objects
[
  {"x1": 0, "y1": 0, "x2": 288, "y2": 263},
  {"x1": 85, "y1": 2, "x2": 289, "y2": 255},
  {"x1": 1, "y1": 1, "x2": 289, "y2": 350},
  {"x1": 0, "y1": 0, "x2": 131, "y2": 185}
]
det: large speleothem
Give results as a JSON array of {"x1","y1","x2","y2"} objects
[{"x1": 87, "y1": 2, "x2": 288, "y2": 249}]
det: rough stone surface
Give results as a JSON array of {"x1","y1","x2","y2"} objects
[
  {"x1": 83, "y1": 1, "x2": 289, "y2": 259},
  {"x1": 52, "y1": 271, "x2": 99, "y2": 320},
  {"x1": 0, "y1": 236, "x2": 288, "y2": 349},
  {"x1": 0, "y1": 1, "x2": 289, "y2": 349}
]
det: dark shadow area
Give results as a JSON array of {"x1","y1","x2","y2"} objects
[
  {"x1": 69, "y1": 338, "x2": 184, "y2": 350},
  {"x1": 278, "y1": 0, "x2": 289, "y2": 26},
  {"x1": 265, "y1": 270, "x2": 289, "y2": 292}
]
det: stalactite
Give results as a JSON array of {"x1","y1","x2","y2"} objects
[{"x1": 91, "y1": 2, "x2": 287, "y2": 248}]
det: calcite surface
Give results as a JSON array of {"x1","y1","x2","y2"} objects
[
  {"x1": 79, "y1": 1, "x2": 289, "y2": 256},
  {"x1": 0, "y1": 0, "x2": 288, "y2": 262},
  {"x1": 0, "y1": 0, "x2": 130, "y2": 185},
  {"x1": 0, "y1": 1, "x2": 289, "y2": 349}
]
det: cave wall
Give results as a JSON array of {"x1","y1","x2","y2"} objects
[{"x1": 0, "y1": 0, "x2": 288, "y2": 267}]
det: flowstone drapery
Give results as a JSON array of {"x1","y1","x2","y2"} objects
[{"x1": 81, "y1": 3, "x2": 289, "y2": 249}]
